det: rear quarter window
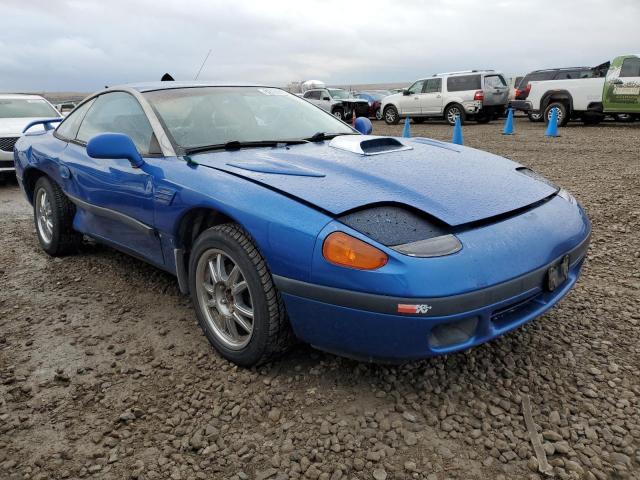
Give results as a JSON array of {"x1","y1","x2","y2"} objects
[{"x1": 446, "y1": 75, "x2": 481, "y2": 92}]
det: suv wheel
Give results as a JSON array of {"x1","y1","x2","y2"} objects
[
  {"x1": 544, "y1": 102, "x2": 569, "y2": 127},
  {"x1": 332, "y1": 107, "x2": 344, "y2": 120},
  {"x1": 475, "y1": 112, "x2": 491, "y2": 124},
  {"x1": 375, "y1": 108, "x2": 383, "y2": 121},
  {"x1": 33, "y1": 176, "x2": 82, "y2": 256},
  {"x1": 444, "y1": 104, "x2": 465, "y2": 126},
  {"x1": 189, "y1": 223, "x2": 294, "y2": 366},
  {"x1": 384, "y1": 105, "x2": 400, "y2": 125},
  {"x1": 527, "y1": 111, "x2": 544, "y2": 122}
]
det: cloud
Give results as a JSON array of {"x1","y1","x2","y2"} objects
[{"x1": 0, "y1": 0, "x2": 639, "y2": 92}]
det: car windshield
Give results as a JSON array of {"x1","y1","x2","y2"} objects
[
  {"x1": 144, "y1": 87, "x2": 354, "y2": 151},
  {"x1": 0, "y1": 98, "x2": 59, "y2": 119},
  {"x1": 328, "y1": 89, "x2": 351, "y2": 99}
]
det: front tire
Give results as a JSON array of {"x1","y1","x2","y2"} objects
[
  {"x1": 189, "y1": 224, "x2": 293, "y2": 367},
  {"x1": 332, "y1": 107, "x2": 344, "y2": 120},
  {"x1": 444, "y1": 104, "x2": 465, "y2": 126},
  {"x1": 375, "y1": 108, "x2": 383, "y2": 121},
  {"x1": 383, "y1": 105, "x2": 400, "y2": 125},
  {"x1": 544, "y1": 102, "x2": 569, "y2": 127},
  {"x1": 33, "y1": 176, "x2": 82, "y2": 256}
]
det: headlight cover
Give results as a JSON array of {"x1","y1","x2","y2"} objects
[{"x1": 338, "y1": 205, "x2": 462, "y2": 258}]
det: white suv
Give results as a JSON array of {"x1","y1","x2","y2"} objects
[
  {"x1": 1, "y1": 94, "x2": 60, "y2": 175},
  {"x1": 381, "y1": 70, "x2": 509, "y2": 126}
]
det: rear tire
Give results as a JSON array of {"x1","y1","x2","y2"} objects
[
  {"x1": 188, "y1": 223, "x2": 294, "y2": 367},
  {"x1": 544, "y1": 102, "x2": 569, "y2": 127},
  {"x1": 383, "y1": 105, "x2": 400, "y2": 125},
  {"x1": 33, "y1": 176, "x2": 82, "y2": 256},
  {"x1": 444, "y1": 104, "x2": 465, "y2": 126},
  {"x1": 475, "y1": 112, "x2": 491, "y2": 123},
  {"x1": 527, "y1": 111, "x2": 544, "y2": 122},
  {"x1": 375, "y1": 108, "x2": 383, "y2": 121},
  {"x1": 582, "y1": 114, "x2": 604, "y2": 125}
]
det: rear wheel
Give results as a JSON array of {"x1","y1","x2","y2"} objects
[
  {"x1": 475, "y1": 112, "x2": 491, "y2": 123},
  {"x1": 33, "y1": 176, "x2": 82, "y2": 256},
  {"x1": 384, "y1": 105, "x2": 400, "y2": 125},
  {"x1": 544, "y1": 102, "x2": 569, "y2": 127},
  {"x1": 375, "y1": 108, "x2": 383, "y2": 121},
  {"x1": 582, "y1": 114, "x2": 604, "y2": 125},
  {"x1": 527, "y1": 111, "x2": 544, "y2": 122},
  {"x1": 444, "y1": 104, "x2": 465, "y2": 126},
  {"x1": 189, "y1": 223, "x2": 293, "y2": 367}
]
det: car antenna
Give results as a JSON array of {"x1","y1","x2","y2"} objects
[{"x1": 194, "y1": 49, "x2": 212, "y2": 80}]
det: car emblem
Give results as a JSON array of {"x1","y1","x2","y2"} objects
[{"x1": 397, "y1": 304, "x2": 432, "y2": 315}]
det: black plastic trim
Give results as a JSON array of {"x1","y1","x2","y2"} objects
[
  {"x1": 274, "y1": 233, "x2": 590, "y2": 317},
  {"x1": 67, "y1": 194, "x2": 155, "y2": 236},
  {"x1": 174, "y1": 248, "x2": 189, "y2": 294}
]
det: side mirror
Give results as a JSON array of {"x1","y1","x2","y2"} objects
[
  {"x1": 402, "y1": 89, "x2": 411, "y2": 96},
  {"x1": 354, "y1": 117, "x2": 373, "y2": 135},
  {"x1": 323, "y1": 97, "x2": 331, "y2": 101},
  {"x1": 87, "y1": 133, "x2": 144, "y2": 168}
]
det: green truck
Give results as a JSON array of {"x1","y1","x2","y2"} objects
[{"x1": 519, "y1": 54, "x2": 640, "y2": 126}]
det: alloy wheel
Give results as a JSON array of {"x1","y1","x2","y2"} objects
[
  {"x1": 195, "y1": 248, "x2": 254, "y2": 350},
  {"x1": 447, "y1": 107, "x2": 461, "y2": 124},
  {"x1": 36, "y1": 188, "x2": 54, "y2": 244}
]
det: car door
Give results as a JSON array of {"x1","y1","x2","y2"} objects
[
  {"x1": 419, "y1": 78, "x2": 443, "y2": 115},
  {"x1": 482, "y1": 74, "x2": 509, "y2": 107},
  {"x1": 58, "y1": 91, "x2": 164, "y2": 265},
  {"x1": 397, "y1": 80, "x2": 424, "y2": 115},
  {"x1": 604, "y1": 55, "x2": 640, "y2": 113}
]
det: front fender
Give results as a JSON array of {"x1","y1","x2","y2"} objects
[{"x1": 153, "y1": 161, "x2": 333, "y2": 282}]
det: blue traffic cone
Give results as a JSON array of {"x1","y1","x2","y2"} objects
[
  {"x1": 502, "y1": 108, "x2": 515, "y2": 135},
  {"x1": 402, "y1": 117, "x2": 411, "y2": 138},
  {"x1": 452, "y1": 116, "x2": 463, "y2": 145},
  {"x1": 545, "y1": 108, "x2": 560, "y2": 137}
]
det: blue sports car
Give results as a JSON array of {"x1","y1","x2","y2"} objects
[{"x1": 14, "y1": 82, "x2": 590, "y2": 366}]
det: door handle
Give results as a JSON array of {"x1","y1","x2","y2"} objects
[{"x1": 613, "y1": 79, "x2": 624, "y2": 85}]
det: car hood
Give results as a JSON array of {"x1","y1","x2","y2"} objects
[
  {"x1": 0, "y1": 117, "x2": 46, "y2": 136},
  {"x1": 193, "y1": 136, "x2": 558, "y2": 226}
]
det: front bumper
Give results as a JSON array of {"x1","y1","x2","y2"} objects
[
  {"x1": 0, "y1": 148, "x2": 16, "y2": 172},
  {"x1": 511, "y1": 99, "x2": 532, "y2": 112},
  {"x1": 276, "y1": 234, "x2": 589, "y2": 362}
]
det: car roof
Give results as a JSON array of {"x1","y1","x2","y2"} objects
[
  {"x1": 119, "y1": 81, "x2": 274, "y2": 93},
  {"x1": 526, "y1": 67, "x2": 591, "y2": 73},
  {"x1": 0, "y1": 93, "x2": 48, "y2": 100}
]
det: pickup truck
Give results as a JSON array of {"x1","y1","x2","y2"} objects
[{"x1": 515, "y1": 55, "x2": 640, "y2": 126}]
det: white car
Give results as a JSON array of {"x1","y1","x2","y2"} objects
[
  {"x1": 0, "y1": 94, "x2": 61, "y2": 174},
  {"x1": 381, "y1": 70, "x2": 509, "y2": 126}
]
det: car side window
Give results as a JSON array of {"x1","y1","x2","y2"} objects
[
  {"x1": 408, "y1": 81, "x2": 425, "y2": 94},
  {"x1": 306, "y1": 91, "x2": 321, "y2": 100},
  {"x1": 302, "y1": 91, "x2": 313, "y2": 99},
  {"x1": 77, "y1": 92, "x2": 155, "y2": 155},
  {"x1": 620, "y1": 57, "x2": 640, "y2": 77},
  {"x1": 423, "y1": 79, "x2": 441, "y2": 94},
  {"x1": 446, "y1": 75, "x2": 481, "y2": 92},
  {"x1": 55, "y1": 99, "x2": 95, "y2": 141}
]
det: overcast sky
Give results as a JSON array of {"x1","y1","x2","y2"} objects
[{"x1": 1, "y1": 0, "x2": 639, "y2": 92}]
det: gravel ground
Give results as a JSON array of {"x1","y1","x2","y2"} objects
[{"x1": 1, "y1": 118, "x2": 639, "y2": 480}]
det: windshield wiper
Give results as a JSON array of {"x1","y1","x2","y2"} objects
[
  {"x1": 305, "y1": 132, "x2": 358, "y2": 142},
  {"x1": 184, "y1": 139, "x2": 307, "y2": 155}
]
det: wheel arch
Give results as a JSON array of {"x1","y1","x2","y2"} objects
[
  {"x1": 22, "y1": 167, "x2": 48, "y2": 205},
  {"x1": 541, "y1": 90, "x2": 573, "y2": 114}
]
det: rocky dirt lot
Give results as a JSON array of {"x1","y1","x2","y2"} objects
[{"x1": 1, "y1": 118, "x2": 639, "y2": 480}]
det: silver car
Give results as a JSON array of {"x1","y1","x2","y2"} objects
[
  {"x1": 381, "y1": 70, "x2": 509, "y2": 126},
  {"x1": 302, "y1": 88, "x2": 369, "y2": 121}
]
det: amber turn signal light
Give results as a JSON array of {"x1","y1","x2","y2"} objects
[{"x1": 322, "y1": 232, "x2": 388, "y2": 270}]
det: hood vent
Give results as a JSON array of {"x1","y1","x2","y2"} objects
[{"x1": 329, "y1": 135, "x2": 412, "y2": 156}]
